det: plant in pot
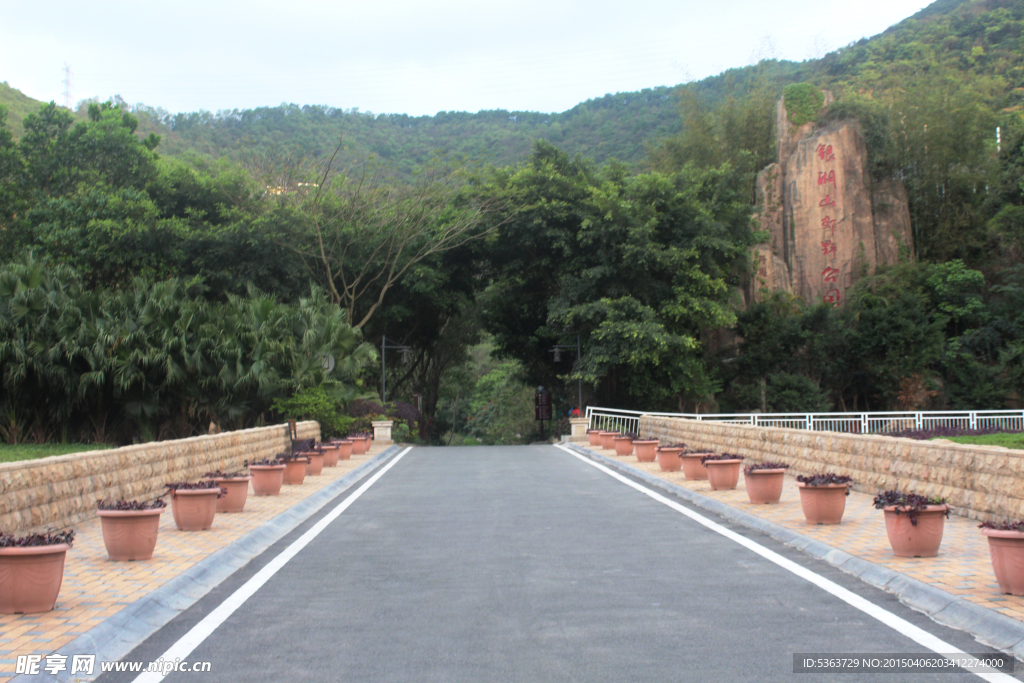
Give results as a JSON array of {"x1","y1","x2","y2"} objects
[
  {"x1": 328, "y1": 438, "x2": 354, "y2": 461},
  {"x1": 0, "y1": 529, "x2": 75, "y2": 614},
  {"x1": 246, "y1": 457, "x2": 287, "y2": 495},
  {"x1": 744, "y1": 462, "x2": 790, "y2": 504},
  {"x1": 348, "y1": 432, "x2": 371, "y2": 455},
  {"x1": 320, "y1": 440, "x2": 341, "y2": 467},
  {"x1": 979, "y1": 520, "x2": 1024, "y2": 595},
  {"x1": 702, "y1": 453, "x2": 744, "y2": 490},
  {"x1": 599, "y1": 431, "x2": 617, "y2": 451},
  {"x1": 278, "y1": 452, "x2": 310, "y2": 485},
  {"x1": 681, "y1": 450, "x2": 714, "y2": 480},
  {"x1": 613, "y1": 432, "x2": 638, "y2": 456},
  {"x1": 873, "y1": 490, "x2": 950, "y2": 558},
  {"x1": 656, "y1": 443, "x2": 687, "y2": 471},
  {"x1": 96, "y1": 498, "x2": 166, "y2": 561},
  {"x1": 165, "y1": 481, "x2": 225, "y2": 531},
  {"x1": 203, "y1": 470, "x2": 251, "y2": 512},
  {"x1": 632, "y1": 436, "x2": 659, "y2": 461},
  {"x1": 587, "y1": 429, "x2": 602, "y2": 447},
  {"x1": 299, "y1": 443, "x2": 325, "y2": 476},
  {"x1": 796, "y1": 473, "x2": 853, "y2": 524}
]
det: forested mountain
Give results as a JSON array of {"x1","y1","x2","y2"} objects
[{"x1": 3, "y1": 0, "x2": 1024, "y2": 445}]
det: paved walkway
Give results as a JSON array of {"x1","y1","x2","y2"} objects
[
  {"x1": 585, "y1": 442, "x2": 1024, "y2": 622},
  {"x1": 2, "y1": 442, "x2": 1021, "y2": 681},
  {"x1": 0, "y1": 444, "x2": 391, "y2": 683}
]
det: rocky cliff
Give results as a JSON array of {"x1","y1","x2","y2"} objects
[{"x1": 748, "y1": 92, "x2": 913, "y2": 306}]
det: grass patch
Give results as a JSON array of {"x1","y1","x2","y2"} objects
[
  {"x1": 933, "y1": 433, "x2": 1024, "y2": 450},
  {"x1": 0, "y1": 443, "x2": 113, "y2": 463}
]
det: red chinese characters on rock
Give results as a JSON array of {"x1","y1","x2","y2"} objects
[
  {"x1": 822, "y1": 266, "x2": 840, "y2": 283},
  {"x1": 821, "y1": 216, "x2": 837, "y2": 236},
  {"x1": 815, "y1": 142, "x2": 842, "y2": 306},
  {"x1": 817, "y1": 170, "x2": 836, "y2": 187},
  {"x1": 819, "y1": 195, "x2": 837, "y2": 208},
  {"x1": 816, "y1": 144, "x2": 836, "y2": 162},
  {"x1": 821, "y1": 240, "x2": 837, "y2": 258},
  {"x1": 823, "y1": 288, "x2": 841, "y2": 305}
]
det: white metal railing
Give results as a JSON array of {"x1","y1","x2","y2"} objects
[{"x1": 584, "y1": 406, "x2": 1024, "y2": 436}]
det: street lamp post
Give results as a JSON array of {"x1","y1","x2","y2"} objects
[
  {"x1": 381, "y1": 335, "x2": 411, "y2": 403},
  {"x1": 550, "y1": 332, "x2": 582, "y2": 414}
]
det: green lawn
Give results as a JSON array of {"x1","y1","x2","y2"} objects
[
  {"x1": 0, "y1": 443, "x2": 113, "y2": 463},
  {"x1": 934, "y1": 433, "x2": 1024, "y2": 450}
]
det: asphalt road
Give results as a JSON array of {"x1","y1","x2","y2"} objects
[{"x1": 97, "y1": 445, "x2": 1019, "y2": 682}]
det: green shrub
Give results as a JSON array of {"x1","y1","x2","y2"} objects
[
  {"x1": 272, "y1": 386, "x2": 353, "y2": 439},
  {"x1": 783, "y1": 83, "x2": 824, "y2": 127}
]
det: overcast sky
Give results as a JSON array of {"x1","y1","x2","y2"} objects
[{"x1": 1, "y1": 0, "x2": 931, "y2": 117}]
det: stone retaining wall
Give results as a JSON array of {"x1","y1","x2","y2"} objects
[
  {"x1": 640, "y1": 416, "x2": 1024, "y2": 523},
  {"x1": 0, "y1": 421, "x2": 320, "y2": 534}
]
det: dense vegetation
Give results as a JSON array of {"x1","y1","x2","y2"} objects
[{"x1": 2, "y1": 0, "x2": 1024, "y2": 449}]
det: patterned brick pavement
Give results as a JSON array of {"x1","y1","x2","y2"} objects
[
  {"x1": 588, "y1": 444, "x2": 1024, "y2": 623},
  {"x1": 0, "y1": 445, "x2": 390, "y2": 682}
]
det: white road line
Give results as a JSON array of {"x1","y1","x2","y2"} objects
[
  {"x1": 555, "y1": 444, "x2": 1015, "y2": 683},
  {"x1": 130, "y1": 447, "x2": 413, "y2": 683}
]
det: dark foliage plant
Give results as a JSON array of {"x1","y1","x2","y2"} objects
[
  {"x1": 796, "y1": 473, "x2": 854, "y2": 487},
  {"x1": 872, "y1": 490, "x2": 948, "y2": 526},
  {"x1": 203, "y1": 470, "x2": 248, "y2": 479},
  {"x1": 617, "y1": 432, "x2": 639, "y2": 440},
  {"x1": 245, "y1": 457, "x2": 284, "y2": 466},
  {"x1": 979, "y1": 520, "x2": 1024, "y2": 532},
  {"x1": 96, "y1": 498, "x2": 166, "y2": 510},
  {"x1": 658, "y1": 443, "x2": 688, "y2": 450},
  {"x1": 0, "y1": 530, "x2": 75, "y2": 547},
  {"x1": 701, "y1": 453, "x2": 744, "y2": 464},
  {"x1": 275, "y1": 451, "x2": 308, "y2": 462},
  {"x1": 744, "y1": 461, "x2": 790, "y2": 474},
  {"x1": 164, "y1": 481, "x2": 226, "y2": 496},
  {"x1": 291, "y1": 438, "x2": 317, "y2": 454}
]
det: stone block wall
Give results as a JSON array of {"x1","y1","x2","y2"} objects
[
  {"x1": 0, "y1": 421, "x2": 320, "y2": 534},
  {"x1": 640, "y1": 416, "x2": 1024, "y2": 523}
]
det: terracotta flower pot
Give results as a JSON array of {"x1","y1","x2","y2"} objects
[
  {"x1": 681, "y1": 453, "x2": 711, "y2": 480},
  {"x1": 613, "y1": 436, "x2": 634, "y2": 456},
  {"x1": 170, "y1": 489, "x2": 220, "y2": 531},
  {"x1": 797, "y1": 483, "x2": 849, "y2": 524},
  {"x1": 250, "y1": 464, "x2": 285, "y2": 495},
  {"x1": 587, "y1": 430, "x2": 602, "y2": 447},
  {"x1": 744, "y1": 469, "x2": 787, "y2": 504},
  {"x1": 283, "y1": 458, "x2": 308, "y2": 485},
  {"x1": 883, "y1": 505, "x2": 947, "y2": 557},
  {"x1": 633, "y1": 440, "x2": 658, "y2": 462},
  {"x1": 212, "y1": 477, "x2": 250, "y2": 512},
  {"x1": 982, "y1": 529, "x2": 1024, "y2": 595},
  {"x1": 0, "y1": 544, "x2": 71, "y2": 613},
  {"x1": 599, "y1": 432, "x2": 617, "y2": 450},
  {"x1": 304, "y1": 452, "x2": 324, "y2": 476},
  {"x1": 321, "y1": 444, "x2": 341, "y2": 467},
  {"x1": 706, "y1": 460, "x2": 742, "y2": 490},
  {"x1": 97, "y1": 509, "x2": 163, "y2": 560},
  {"x1": 337, "y1": 440, "x2": 353, "y2": 460},
  {"x1": 361, "y1": 435, "x2": 373, "y2": 453},
  {"x1": 352, "y1": 436, "x2": 370, "y2": 455},
  {"x1": 656, "y1": 447, "x2": 684, "y2": 472}
]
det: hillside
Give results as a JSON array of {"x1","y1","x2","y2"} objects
[
  {"x1": 0, "y1": 81, "x2": 48, "y2": 133},
  {"x1": 2, "y1": 0, "x2": 1022, "y2": 175}
]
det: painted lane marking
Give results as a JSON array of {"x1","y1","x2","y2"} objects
[
  {"x1": 555, "y1": 444, "x2": 1015, "y2": 683},
  {"x1": 131, "y1": 447, "x2": 413, "y2": 683}
]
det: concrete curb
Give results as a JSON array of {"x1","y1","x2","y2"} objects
[
  {"x1": 19, "y1": 445, "x2": 405, "y2": 683},
  {"x1": 564, "y1": 443, "x2": 1024, "y2": 660}
]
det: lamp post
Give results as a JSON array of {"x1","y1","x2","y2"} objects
[
  {"x1": 549, "y1": 332, "x2": 582, "y2": 413},
  {"x1": 381, "y1": 336, "x2": 411, "y2": 403}
]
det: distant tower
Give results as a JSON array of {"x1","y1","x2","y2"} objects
[{"x1": 61, "y1": 63, "x2": 72, "y2": 110}]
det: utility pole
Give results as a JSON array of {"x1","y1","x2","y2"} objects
[{"x1": 61, "y1": 63, "x2": 72, "y2": 111}]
